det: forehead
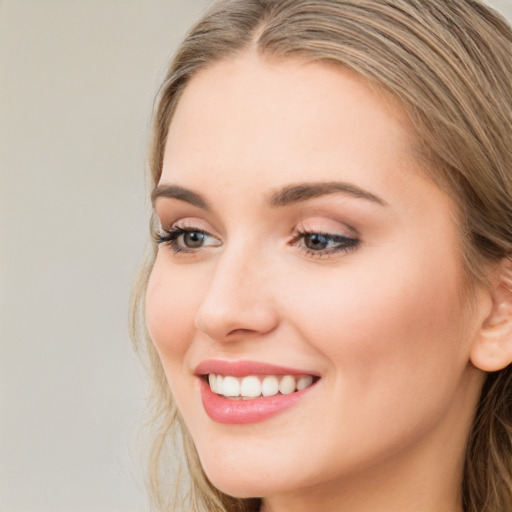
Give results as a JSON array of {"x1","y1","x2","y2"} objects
[{"x1": 161, "y1": 52, "x2": 426, "y2": 202}]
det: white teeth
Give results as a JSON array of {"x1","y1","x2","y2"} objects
[
  {"x1": 207, "y1": 373, "x2": 316, "y2": 399},
  {"x1": 208, "y1": 374, "x2": 217, "y2": 393},
  {"x1": 279, "y1": 375, "x2": 296, "y2": 395},
  {"x1": 222, "y1": 376, "x2": 240, "y2": 397},
  {"x1": 297, "y1": 375, "x2": 313, "y2": 391},
  {"x1": 261, "y1": 376, "x2": 279, "y2": 397},
  {"x1": 240, "y1": 376, "x2": 261, "y2": 397},
  {"x1": 215, "y1": 375, "x2": 223, "y2": 394}
]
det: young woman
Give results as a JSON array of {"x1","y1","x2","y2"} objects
[{"x1": 131, "y1": 1, "x2": 512, "y2": 511}]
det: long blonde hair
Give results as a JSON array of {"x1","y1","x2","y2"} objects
[{"x1": 131, "y1": 1, "x2": 512, "y2": 510}]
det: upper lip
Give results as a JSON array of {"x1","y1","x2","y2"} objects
[{"x1": 195, "y1": 359, "x2": 320, "y2": 377}]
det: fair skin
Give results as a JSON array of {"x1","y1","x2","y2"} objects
[{"x1": 146, "y1": 53, "x2": 497, "y2": 512}]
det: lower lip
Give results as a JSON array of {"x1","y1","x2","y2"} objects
[{"x1": 200, "y1": 378, "x2": 314, "y2": 424}]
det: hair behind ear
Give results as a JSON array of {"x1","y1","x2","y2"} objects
[
  {"x1": 463, "y1": 363, "x2": 512, "y2": 512},
  {"x1": 463, "y1": 257, "x2": 512, "y2": 512}
]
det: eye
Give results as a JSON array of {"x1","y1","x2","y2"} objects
[
  {"x1": 291, "y1": 229, "x2": 360, "y2": 258},
  {"x1": 156, "y1": 226, "x2": 221, "y2": 254},
  {"x1": 182, "y1": 231, "x2": 207, "y2": 248},
  {"x1": 303, "y1": 233, "x2": 336, "y2": 250}
]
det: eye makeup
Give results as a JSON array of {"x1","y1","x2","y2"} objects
[
  {"x1": 156, "y1": 226, "x2": 221, "y2": 254},
  {"x1": 155, "y1": 223, "x2": 360, "y2": 260},
  {"x1": 289, "y1": 228, "x2": 360, "y2": 258}
]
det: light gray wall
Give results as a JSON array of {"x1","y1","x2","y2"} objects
[
  {"x1": 0, "y1": 2, "x2": 211, "y2": 511},
  {"x1": 1, "y1": 1, "x2": 511, "y2": 512},
  {"x1": 492, "y1": 0, "x2": 512, "y2": 16}
]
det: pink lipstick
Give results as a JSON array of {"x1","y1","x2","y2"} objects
[{"x1": 196, "y1": 360, "x2": 319, "y2": 424}]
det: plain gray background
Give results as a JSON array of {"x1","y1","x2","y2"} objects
[
  {"x1": 0, "y1": 1, "x2": 211, "y2": 511},
  {"x1": 1, "y1": 1, "x2": 511, "y2": 511}
]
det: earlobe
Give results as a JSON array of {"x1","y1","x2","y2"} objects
[{"x1": 470, "y1": 257, "x2": 512, "y2": 373}]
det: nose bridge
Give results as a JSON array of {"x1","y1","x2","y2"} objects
[{"x1": 195, "y1": 238, "x2": 278, "y2": 341}]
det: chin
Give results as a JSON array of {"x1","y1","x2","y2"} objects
[
  {"x1": 205, "y1": 472, "x2": 292, "y2": 500},
  {"x1": 198, "y1": 449, "x2": 300, "y2": 499}
]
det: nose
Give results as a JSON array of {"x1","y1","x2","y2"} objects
[{"x1": 194, "y1": 244, "x2": 279, "y2": 343}]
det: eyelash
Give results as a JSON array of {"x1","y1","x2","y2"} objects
[
  {"x1": 289, "y1": 228, "x2": 360, "y2": 258},
  {"x1": 155, "y1": 226, "x2": 360, "y2": 258},
  {"x1": 155, "y1": 226, "x2": 214, "y2": 254}
]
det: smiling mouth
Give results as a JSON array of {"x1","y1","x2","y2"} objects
[{"x1": 206, "y1": 373, "x2": 319, "y2": 399}]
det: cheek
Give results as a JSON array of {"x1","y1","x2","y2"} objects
[
  {"x1": 145, "y1": 254, "x2": 202, "y2": 365},
  {"x1": 280, "y1": 244, "x2": 468, "y2": 399},
  {"x1": 264, "y1": 246, "x2": 473, "y2": 472}
]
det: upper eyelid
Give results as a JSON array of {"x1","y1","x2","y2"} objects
[
  {"x1": 152, "y1": 202, "x2": 222, "y2": 234},
  {"x1": 159, "y1": 221, "x2": 357, "y2": 238},
  {"x1": 154, "y1": 200, "x2": 363, "y2": 231},
  {"x1": 157, "y1": 216, "x2": 361, "y2": 241},
  {"x1": 294, "y1": 219, "x2": 360, "y2": 239},
  {"x1": 157, "y1": 217, "x2": 216, "y2": 233}
]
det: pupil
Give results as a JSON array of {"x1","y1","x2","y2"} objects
[
  {"x1": 306, "y1": 234, "x2": 328, "y2": 250},
  {"x1": 184, "y1": 231, "x2": 204, "y2": 248}
]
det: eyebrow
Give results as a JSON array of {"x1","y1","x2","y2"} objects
[
  {"x1": 268, "y1": 181, "x2": 388, "y2": 207},
  {"x1": 151, "y1": 181, "x2": 387, "y2": 209},
  {"x1": 151, "y1": 184, "x2": 210, "y2": 210}
]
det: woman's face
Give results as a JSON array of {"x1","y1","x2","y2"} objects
[{"x1": 146, "y1": 54, "x2": 487, "y2": 505}]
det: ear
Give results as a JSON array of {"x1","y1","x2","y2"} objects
[{"x1": 470, "y1": 257, "x2": 512, "y2": 372}]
